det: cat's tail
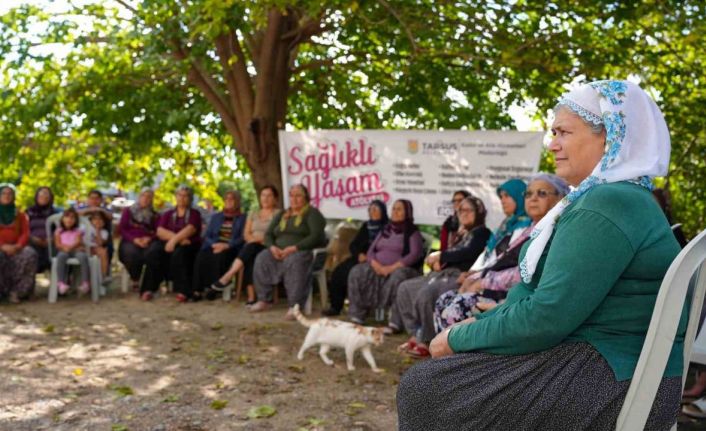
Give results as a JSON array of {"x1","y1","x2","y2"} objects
[{"x1": 292, "y1": 304, "x2": 313, "y2": 327}]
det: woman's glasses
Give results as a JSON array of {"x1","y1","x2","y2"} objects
[
  {"x1": 523, "y1": 189, "x2": 559, "y2": 199},
  {"x1": 457, "y1": 207, "x2": 475, "y2": 214}
]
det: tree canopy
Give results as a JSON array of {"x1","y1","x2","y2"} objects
[{"x1": 0, "y1": 1, "x2": 703, "y2": 235}]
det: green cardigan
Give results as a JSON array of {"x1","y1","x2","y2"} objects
[
  {"x1": 448, "y1": 182, "x2": 685, "y2": 381},
  {"x1": 264, "y1": 206, "x2": 327, "y2": 251}
]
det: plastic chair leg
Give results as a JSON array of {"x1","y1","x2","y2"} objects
[
  {"x1": 305, "y1": 290, "x2": 313, "y2": 315},
  {"x1": 90, "y1": 257, "x2": 101, "y2": 302},
  {"x1": 316, "y1": 271, "x2": 328, "y2": 309},
  {"x1": 121, "y1": 266, "x2": 130, "y2": 293},
  {"x1": 48, "y1": 258, "x2": 59, "y2": 303}
]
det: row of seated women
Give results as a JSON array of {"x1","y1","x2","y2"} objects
[
  {"x1": 320, "y1": 174, "x2": 571, "y2": 360},
  {"x1": 119, "y1": 183, "x2": 327, "y2": 321},
  {"x1": 0, "y1": 185, "x2": 114, "y2": 301}
]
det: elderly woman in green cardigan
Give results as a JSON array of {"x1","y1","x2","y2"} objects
[
  {"x1": 397, "y1": 80, "x2": 684, "y2": 431},
  {"x1": 250, "y1": 184, "x2": 326, "y2": 320}
]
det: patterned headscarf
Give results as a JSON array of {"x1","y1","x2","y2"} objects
[
  {"x1": 484, "y1": 178, "x2": 531, "y2": 254},
  {"x1": 527, "y1": 173, "x2": 570, "y2": 198},
  {"x1": 520, "y1": 80, "x2": 670, "y2": 283},
  {"x1": 0, "y1": 183, "x2": 17, "y2": 226}
]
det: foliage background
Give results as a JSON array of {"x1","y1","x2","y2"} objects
[{"x1": 0, "y1": 1, "x2": 703, "y2": 236}]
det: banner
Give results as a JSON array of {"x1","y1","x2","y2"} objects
[{"x1": 279, "y1": 130, "x2": 544, "y2": 228}]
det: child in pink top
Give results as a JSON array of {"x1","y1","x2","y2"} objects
[{"x1": 53, "y1": 208, "x2": 90, "y2": 295}]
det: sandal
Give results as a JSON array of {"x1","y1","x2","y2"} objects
[
  {"x1": 406, "y1": 344, "x2": 430, "y2": 359},
  {"x1": 398, "y1": 337, "x2": 417, "y2": 353},
  {"x1": 682, "y1": 396, "x2": 706, "y2": 419}
]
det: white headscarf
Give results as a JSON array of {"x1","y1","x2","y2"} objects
[{"x1": 519, "y1": 80, "x2": 671, "y2": 283}]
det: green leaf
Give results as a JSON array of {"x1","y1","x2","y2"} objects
[
  {"x1": 110, "y1": 385, "x2": 134, "y2": 397},
  {"x1": 247, "y1": 405, "x2": 277, "y2": 419},
  {"x1": 162, "y1": 394, "x2": 180, "y2": 403},
  {"x1": 210, "y1": 399, "x2": 228, "y2": 410}
]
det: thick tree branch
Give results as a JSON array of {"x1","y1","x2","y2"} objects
[{"x1": 171, "y1": 41, "x2": 242, "y2": 143}]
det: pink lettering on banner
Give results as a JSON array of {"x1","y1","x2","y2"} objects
[
  {"x1": 287, "y1": 137, "x2": 387, "y2": 208},
  {"x1": 345, "y1": 192, "x2": 390, "y2": 208}
]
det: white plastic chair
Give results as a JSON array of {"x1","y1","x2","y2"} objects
[
  {"x1": 616, "y1": 228, "x2": 706, "y2": 430},
  {"x1": 46, "y1": 213, "x2": 103, "y2": 303}
]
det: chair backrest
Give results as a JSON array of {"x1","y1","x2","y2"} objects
[
  {"x1": 46, "y1": 212, "x2": 96, "y2": 258},
  {"x1": 420, "y1": 232, "x2": 435, "y2": 256},
  {"x1": 616, "y1": 228, "x2": 706, "y2": 430}
]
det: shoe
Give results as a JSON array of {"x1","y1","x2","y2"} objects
[
  {"x1": 58, "y1": 282, "x2": 70, "y2": 295},
  {"x1": 8, "y1": 292, "x2": 20, "y2": 304},
  {"x1": 406, "y1": 344, "x2": 431, "y2": 359},
  {"x1": 322, "y1": 308, "x2": 341, "y2": 317},
  {"x1": 284, "y1": 307, "x2": 297, "y2": 321},
  {"x1": 210, "y1": 280, "x2": 227, "y2": 292},
  {"x1": 141, "y1": 291, "x2": 154, "y2": 301},
  {"x1": 349, "y1": 316, "x2": 365, "y2": 325},
  {"x1": 175, "y1": 293, "x2": 188, "y2": 303},
  {"x1": 249, "y1": 301, "x2": 272, "y2": 313},
  {"x1": 245, "y1": 299, "x2": 257, "y2": 308},
  {"x1": 683, "y1": 397, "x2": 706, "y2": 419},
  {"x1": 398, "y1": 337, "x2": 418, "y2": 353},
  {"x1": 204, "y1": 288, "x2": 219, "y2": 301},
  {"x1": 79, "y1": 282, "x2": 90, "y2": 294}
]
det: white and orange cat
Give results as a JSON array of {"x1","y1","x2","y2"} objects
[{"x1": 293, "y1": 304, "x2": 384, "y2": 372}]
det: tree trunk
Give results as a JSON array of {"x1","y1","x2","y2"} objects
[{"x1": 174, "y1": 6, "x2": 314, "y2": 205}]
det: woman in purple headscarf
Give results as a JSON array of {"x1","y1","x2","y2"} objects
[{"x1": 346, "y1": 199, "x2": 424, "y2": 324}]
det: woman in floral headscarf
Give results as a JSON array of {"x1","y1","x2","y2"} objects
[
  {"x1": 0, "y1": 184, "x2": 38, "y2": 303},
  {"x1": 398, "y1": 81, "x2": 684, "y2": 430}
]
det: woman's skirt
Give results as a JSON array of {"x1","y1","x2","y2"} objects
[{"x1": 397, "y1": 342, "x2": 680, "y2": 431}]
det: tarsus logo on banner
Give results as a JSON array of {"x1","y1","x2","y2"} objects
[{"x1": 287, "y1": 138, "x2": 389, "y2": 208}]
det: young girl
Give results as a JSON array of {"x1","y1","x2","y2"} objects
[
  {"x1": 54, "y1": 208, "x2": 91, "y2": 295},
  {"x1": 89, "y1": 211, "x2": 110, "y2": 279}
]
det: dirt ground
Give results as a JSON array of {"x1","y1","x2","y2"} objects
[
  {"x1": 0, "y1": 278, "x2": 410, "y2": 431},
  {"x1": 1, "y1": 278, "x2": 705, "y2": 431}
]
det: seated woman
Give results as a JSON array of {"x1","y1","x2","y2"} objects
[
  {"x1": 140, "y1": 186, "x2": 202, "y2": 301},
  {"x1": 347, "y1": 199, "x2": 424, "y2": 324},
  {"x1": 439, "y1": 190, "x2": 471, "y2": 252},
  {"x1": 397, "y1": 177, "x2": 529, "y2": 339},
  {"x1": 27, "y1": 186, "x2": 58, "y2": 273},
  {"x1": 118, "y1": 188, "x2": 159, "y2": 290},
  {"x1": 391, "y1": 196, "x2": 491, "y2": 357},
  {"x1": 434, "y1": 174, "x2": 568, "y2": 333},
  {"x1": 210, "y1": 185, "x2": 280, "y2": 305},
  {"x1": 0, "y1": 184, "x2": 38, "y2": 303},
  {"x1": 323, "y1": 200, "x2": 389, "y2": 316},
  {"x1": 192, "y1": 190, "x2": 246, "y2": 300},
  {"x1": 250, "y1": 184, "x2": 326, "y2": 319},
  {"x1": 397, "y1": 81, "x2": 684, "y2": 430},
  {"x1": 471, "y1": 178, "x2": 531, "y2": 271}
]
